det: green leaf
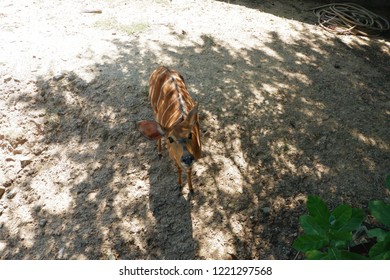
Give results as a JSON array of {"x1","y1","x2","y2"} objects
[
  {"x1": 327, "y1": 247, "x2": 342, "y2": 259},
  {"x1": 293, "y1": 234, "x2": 329, "y2": 252},
  {"x1": 328, "y1": 230, "x2": 350, "y2": 250},
  {"x1": 368, "y1": 238, "x2": 390, "y2": 260},
  {"x1": 307, "y1": 195, "x2": 330, "y2": 226},
  {"x1": 332, "y1": 239, "x2": 349, "y2": 249},
  {"x1": 331, "y1": 204, "x2": 352, "y2": 230},
  {"x1": 367, "y1": 228, "x2": 389, "y2": 242},
  {"x1": 329, "y1": 231, "x2": 353, "y2": 243},
  {"x1": 305, "y1": 250, "x2": 328, "y2": 260},
  {"x1": 369, "y1": 200, "x2": 390, "y2": 228},
  {"x1": 385, "y1": 174, "x2": 390, "y2": 191},
  {"x1": 299, "y1": 215, "x2": 327, "y2": 235},
  {"x1": 334, "y1": 208, "x2": 364, "y2": 232}
]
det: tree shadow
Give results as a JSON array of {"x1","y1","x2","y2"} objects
[
  {"x1": 215, "y1": 0, "x2": 390, "y2": 36},
  {"x1": 147, "y1": 154, "x2": 196, "y2": 259}
]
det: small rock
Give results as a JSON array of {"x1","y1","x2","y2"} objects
[
  {"x1": 6, "y1": 189, "x2": 16, "y2": 199},
  {"x1": 262, "y1": 207, "x2": 271, "y2": 214},
  {"x1": 3, "y1": 178, "x2": 14, "y2": 188},
  {"x1": 12, "y1": 149, "x2": 23, "y2": 155},
  {"x1": 53, "y1": 73, "x2": 65, "y2": 81},
  {"x1": 39, "y1": 219, "x2": 47, "y2": 227},
  {"x1": 4, "y1": 75, "x2": 12, "y2": 83},
  {"x1": 33, "y1": 205, "x2": 42, "y2": 213},
  {"x1": 20, "y1": 158, "x2": 32, "y2": 169}
]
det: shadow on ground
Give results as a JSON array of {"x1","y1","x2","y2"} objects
[{"x1": 216, "y1": 0, "x2": 390, "y2": 27}]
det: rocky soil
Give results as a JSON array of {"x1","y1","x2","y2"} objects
[{"x1": 0, "y1": 0, "x2": 389, "y2": 259}]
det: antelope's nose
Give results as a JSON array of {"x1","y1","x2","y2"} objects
[{"x1": 181, "y1": 154, "x2": 194, "y2": 166}]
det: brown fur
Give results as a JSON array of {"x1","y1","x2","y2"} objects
[{"x1": 137, "y1": 66, "x2": 201, "y2": 192}]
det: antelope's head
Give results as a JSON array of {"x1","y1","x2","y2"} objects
[{"x1": 137, "y1": 104, "x2": 201, "y2": 171}]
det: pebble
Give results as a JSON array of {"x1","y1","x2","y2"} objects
[
  {"x1": 262, "y1": 207, "x2": 271, "y2": 214},
  {"x1": 33, "y1": 205, "x2": 42, "y2": 213},
  {"x1": 53, "y1": 73, "x2": 64, "y2": 81},
  {"x1": 3, "y1": 75, "x2": 12, "y2": 83},
  {"x1": 6, "y1": 189, "x2": 16, "y2": 199},
  {"x1": 12, "y1": 149, "x2": 23, "y2": 155},
  {"x1": 20, "y1": 158, "x2": 32, "y2": 169},
  {"x1": 39, "y1": 219, "x2": 47, "y2": 227}
]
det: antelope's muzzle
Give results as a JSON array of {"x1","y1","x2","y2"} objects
[{"x1": 181, "y1": 154, "x2": 195, "y2": 169}]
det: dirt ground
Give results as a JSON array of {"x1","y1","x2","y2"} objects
[{"x1": 0, "y1": 0, "x2": 389, "y2": 260}]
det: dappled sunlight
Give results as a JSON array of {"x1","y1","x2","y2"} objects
[
  {"x1": 284, "y1": 72, "x2": 311, "y2": 85},
  {"x1": 9, "y1": 204, "x2": 36, "y2": 248},
  {"x1": 1, "y1": 0, "x2": 389, "y2": 260},
  {"x1": 229, "y1": 213, "x2": 246, "y2": 236},
  {"x1": 30, "y1": 179, "x2": 73, "y2": 214},
  {"x1": 198, "y1": 228, "x2": 235, "y2": 259},
  {"x1": 215, "y1": 156, "x2": 245, "y2": 194},
  {"x1": 351, "y1": 129, "x2": 390, "y2": 151},
  {"x1": 261, "y1": 47, "x2": 284, "y2": 62}
]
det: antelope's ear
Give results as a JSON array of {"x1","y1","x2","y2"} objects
[
  {"x1": 186, "y1": 103, "x2": 199, "y2": 127},
  {"x1": 137, "y1": 120, "x2": 165, "y2": 140}
]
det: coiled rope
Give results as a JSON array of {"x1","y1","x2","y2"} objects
[{"x1": 312, "y1": 3, "x2": 390, "y2": 36}]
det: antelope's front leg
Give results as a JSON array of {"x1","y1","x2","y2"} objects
[
  {"x1": 187, "y1": 169, "x2": 193, "y2": 193},
  {"x1": 176, "y1": 164, "x2": 182, "y2": 187}
]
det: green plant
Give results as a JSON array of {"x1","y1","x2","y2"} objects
[
  {"x1": 293, "y1": 175, "x2": 390, "y2": 259},
  {"x1": 366, "y1": 174, "x2": 390, "y2": 259}
]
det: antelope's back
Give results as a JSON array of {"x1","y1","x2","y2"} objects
[{"x1": 149, "y1": 66, "x2": 196, "y2": 130}]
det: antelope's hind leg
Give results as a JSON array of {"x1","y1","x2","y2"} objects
[{"x1": 157, "y1": 138, "x2": 162, "y2": 159}]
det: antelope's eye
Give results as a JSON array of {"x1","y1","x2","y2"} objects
[
  {"x1": 168, "y1": 136, "x2": 174, "y2": 143},
  {"x1": 188, "y1": 133, "x2": 192, "y2": 140}
]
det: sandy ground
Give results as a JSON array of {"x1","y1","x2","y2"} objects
[{"x1": 0, "y1": 0, "x2": 389, "y2": 259}]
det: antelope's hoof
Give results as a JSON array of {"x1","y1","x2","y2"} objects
[
  {"x1": 175, "y1": 184, "x2": 182, "y2": 195},
  {"x1": 158, "y1": 153, "x2": 162, "y2": 160}
]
